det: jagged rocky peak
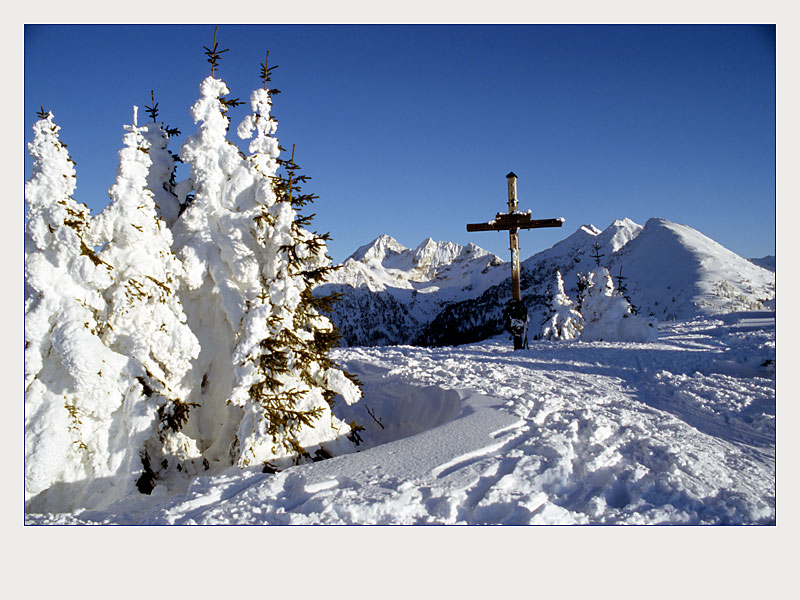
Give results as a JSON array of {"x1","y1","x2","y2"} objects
[
  {"x1": 411, "y1": 238, "x2": 492, "y2": 276},
  {"x1": 348, "y1": 234, "x2": 408, "y2": 264},
  {"x1": 345, "y1": 235, "x2": 500, "y2": 279}
]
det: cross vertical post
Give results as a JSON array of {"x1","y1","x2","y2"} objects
[
  {"x1": 466, "y1": 172, "x2": 565, "y2": 350},
  {"x1": 507, "y1": 172, "x2": 522, "y2": 304}
]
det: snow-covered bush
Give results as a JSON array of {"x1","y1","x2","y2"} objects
[
  {"x1": 24, "y1": 36, "x2": 362, "y2": 511},
  {"x1": 580, "y1": 267, "x2": 658, "y2": 342},
  {"x1": 539, "y1": 270, "x2": 583, "y2": 340}
]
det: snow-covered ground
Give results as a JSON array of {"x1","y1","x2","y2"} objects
[{"x1": 26, "y1": 310, "x2": 775, "y2": 525}]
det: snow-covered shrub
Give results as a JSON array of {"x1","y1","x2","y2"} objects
[
  {"x1": 580, "y1": 267, "x2": 658, "y2": 342},
  {"x1": 539, "y1": 270, "x2": 583, "y2": 340}
]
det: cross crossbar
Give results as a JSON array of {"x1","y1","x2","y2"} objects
[{"x1": 466, "y1": 215, "x2": 565, "y2": 232}]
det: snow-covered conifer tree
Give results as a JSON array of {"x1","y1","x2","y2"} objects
[
  {"x1": 172, "y1": 35, "x2": 360, "y2": 474},
  {"x1": 24, "y1": 110, "x2": 143, "y2": 511},
  {"x1": 91, "y1": 106, "x2": 202, "y2": 492},
  {"x1": 25, "y1": 32, "x2": 362, "y2": 508},
  {"x1": 167, "y1": 33, "x2": 258, "y2": 473},
  {"x1": 575, "y1": 271, "x2": 591, "y2": 313},
  {"x1": 580, "y1": 267, "x2": 658, "y2": 342},
  {"x1": 228, "y1": 53, "x2": 361, "y2": 468},
  {"x1": 539, "y1": 270, "x2": 584, "y2": 341},
  {"x1": 140, "y1": 90, "x2": 184, "y2": 226}
]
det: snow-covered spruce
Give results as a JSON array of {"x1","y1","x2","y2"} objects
[
  {"x1": 539, "y1": 270, "x2": 583, "y2": 341},
  {"x1": 91, "y1": 107, "x2": 201, "y2": 492},
  {"x1": 232, "y1": 98, "x2": 361, "y2": 465},
  {"x1": 24, "y1": 111, "x2": 144, "y2": 511},
  {"x1": 139, "y1": 96, "x2": 184, "y2": 227},
  {"x1": 580, "y1": 267, "x2": 658, "y2": 342},
  {"x1": 171, "y1": 71, "x2": 360, "y2": 475}
]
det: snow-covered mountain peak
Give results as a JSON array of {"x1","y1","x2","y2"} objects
[
  {"x1": 640, "y1": 218, "x2": 732, "y2": 259},
  {"x1": 410, "y1": 238, "x2": 491, "y2": 279},
  {"x1": 348, "y1": 234, "x2": 408, "y2": 264},
  {"x1": 572, "y1": 219, "x2": 641, "y2": 251},
  {"x1": 612, "y1": 218, "x2": 775, "y2": 318},
  {"x1": 337, "y1": 235, "x2": 502, "y2": 288},
  {"x1": 599, "y1": 218, "x2": 644, "y2": 252},
  {"x1": 524, "y1": 218, "x2": 644, "y2": 281},
  {"x1": 412, "y1": 237, "x2": 452, "y2": 267},
  {"x1": 319, "y1": 236, "x2": 508, "y2": 344}
]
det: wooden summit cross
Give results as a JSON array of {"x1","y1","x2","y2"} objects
[{"x1": 466, "y1": 172, "x2": 564, "y2": 350}]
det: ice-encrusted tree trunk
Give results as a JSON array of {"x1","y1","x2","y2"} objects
[
  {"x1": 91, "y1": 107, "x2": 202, "y2": 492},
  {"x1": 539, "y1": 270, "x2": 584, "y2": 341},
  {"x1": 172, "y1": 44, "x2": 360, "y2": 473},
  {"x1": 580, "y1": 267, "x2": 658, "y2": 342},
  {"x1": 24, "y1": 110, "x2": 142, "y2": 511}
]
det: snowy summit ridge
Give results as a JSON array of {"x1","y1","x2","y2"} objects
[{"x1": 341, "y1": 234, "x2": 501, "y2": 290}]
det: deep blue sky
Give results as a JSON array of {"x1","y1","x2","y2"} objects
[{"x1": 24, "y1": 24, "x2": 776, "y2": 263}]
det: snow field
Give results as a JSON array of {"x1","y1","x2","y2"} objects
[{"x1": 27, "y1": 312, "x2": 775, "y2": 525}]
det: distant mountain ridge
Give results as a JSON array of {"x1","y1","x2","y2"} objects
[
  {"x1": 316, "y1": 218, "x2": 775, "y2": 347},
  {"x1": 316, "y1": 236, "x2": 507, "y2": 346},
  {"x1": 749, "y1": 255, "x2": 775, "y2": 272}
]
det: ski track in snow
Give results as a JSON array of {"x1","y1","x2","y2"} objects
[{"x1": 27, "y1": 313, "x2": 775, "y2": 526}]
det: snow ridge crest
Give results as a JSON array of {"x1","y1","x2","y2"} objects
[{"x1": 338, "y1": 235, "x2": 501, "y2": 288}]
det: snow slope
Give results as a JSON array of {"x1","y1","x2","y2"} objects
[
  {"x1": 26, "y1": 311, "x2": 775, "y2": 525},
  {"x1": 610, "y1": 218, "x2": 775, "y2": 320}
]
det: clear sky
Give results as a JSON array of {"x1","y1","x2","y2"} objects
[{"x1": 24, "y1": 24, "x2": 776, "y2": 264}]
